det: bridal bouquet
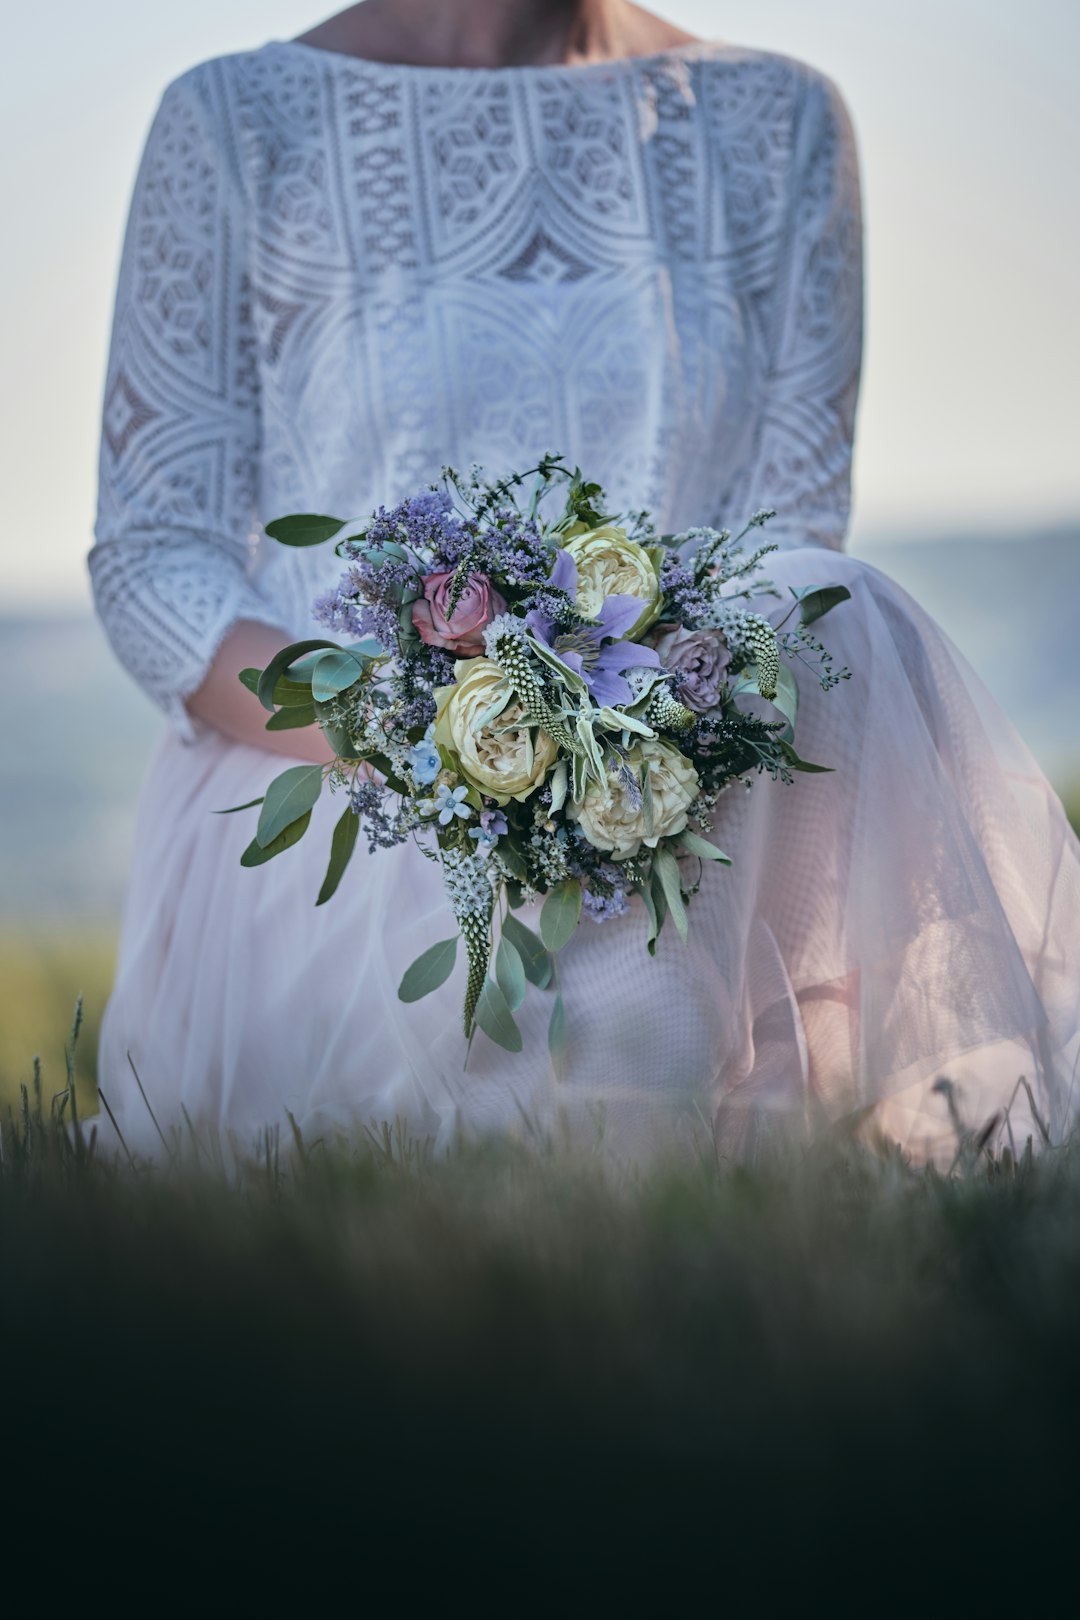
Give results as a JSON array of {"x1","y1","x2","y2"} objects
[{"x1": 227, "y1": 452, "x2": 849, "y2": 1059}]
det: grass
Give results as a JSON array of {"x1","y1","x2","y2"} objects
[{"x1": 4, "y1": 1003, "x2": 1080, "y2": 1594}]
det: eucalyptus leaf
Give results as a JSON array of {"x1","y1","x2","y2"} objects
[
  {"x1": 502, "y1": 913, "x2": 553, "y2": 989},
  {"x1": 214, "y1": 796, "x2": 265, "y2": 816},
  {"x1": 316, "y1": 807, "x2": 360, "y2": 906},
  {"x1": 311, "y1": 648, "x2": 364, "y2": 703},
  {"x1": 256, "y1": 765, "x2": 324, "y2": 849},
  {"x1": 264, "y1": 514, "x2": 346, "y2": 547},
  {"x1": 256, "y1": 640, "x2": 339, "y2": 713},
  {"x1": 540, "y1": 880, "x2": 582, "y2": 954},
  {"x1": 495, "y1": 936, "x2": 527, "y2": 1012},
  {"x1": 240, "y1": 810, "x2": 311, "y2": 867},
  {"x1": 548, "y1": 993, "x2": 567, "y2": 1081},
  {"x1": 398, "y1": 936, "x2": 459, "y2": 1004},
  {"x1": 265, "y1": 703, "x2": 317, "y2": 731},
  {"x1": 474, "y1": 977, "x2": 523, "y2": 1052},
  {"x1": 653, "y1": 846, "x2": 689, "y2": 944}
]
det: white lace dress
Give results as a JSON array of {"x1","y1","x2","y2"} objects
[{"x1": 89, "y1": 38, "x2": 1080, "y2": 1162}]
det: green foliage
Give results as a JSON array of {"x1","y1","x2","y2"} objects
[
  {"x1": 540, "y1": 880, "x2": 582, "y2": 954},
  {"x1": 501, "y1": 914, "x2": 553, "y2": 989},
  {"x1": 256, "y1": 766, "x2": 324, "y2": 849},
  {"x1": 474, "y1": 976, "x2": 522, "y2": 1052},
  {"x1": 316, "y1": 808, "x2": 360, "y2": 906},
  {"x1": 264, "y1": 514, "x2": 347, "y2": 547},
  {"x1": 398, "y1": 937, "x2": 459, "y2": 1003}
]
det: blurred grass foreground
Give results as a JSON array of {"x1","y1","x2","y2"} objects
[{"x1": 5, "y1": 1019, "x2": 1080, "y2": 1585}]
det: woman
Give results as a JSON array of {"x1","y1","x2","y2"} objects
[{"x1": 89, "y1": 0, "x2": 1080, "y2": 1164}]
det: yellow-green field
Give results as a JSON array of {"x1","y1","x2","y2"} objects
[{"x1": 0, "y1": 928, "x2": 113, "y2": 1109}]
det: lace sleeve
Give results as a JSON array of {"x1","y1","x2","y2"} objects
[
  {"x1": 719, "y1": 70, "x2": 865, "y2": 553},
  {"x1": 88, "y1": 61, "x2": 286, "y2": 744}
]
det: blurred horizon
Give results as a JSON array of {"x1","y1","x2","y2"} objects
[{"x1": 2, "y1": 0, "x2": 1078, "y2": 611}]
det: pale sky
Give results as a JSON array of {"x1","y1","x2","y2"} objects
[{"x1": 2, "y1": 0, "x2": 1078, "y2": 608}]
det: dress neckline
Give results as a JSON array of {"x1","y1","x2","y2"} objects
[{"x1": 269, "y1": 36, "x2": 737, "y2": 80}]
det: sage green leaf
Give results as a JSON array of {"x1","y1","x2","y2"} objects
[
  {"x1": 345, "y1": 637, "x2": 386, "y2": 662},
  {"x1": 495, "y1": 935, "x2": 527, "y2": 1012},
  {"x1": 796, "y1": 584, "x2": 851, "y2": 626},
  {"x1": 256, "y1": 765, "x2": 324, "y2": 848},
  {"x1": 214, "y1": 796, "x2": 264, "y2": 816},
  {"x1": 502, "y1": 913, "x2": 553, "y2": 989},
  {"x1": 548, "y1": 759, "x2": 568, "y2": 814},
  {"x1": 548, "y1": 993, "x2": 567, "y2": 1081},
  {"x1": 264, "y1": 514, "x2": 346, "y2": 547},
  {"x1": 316, "y1": 807, "x2": 359, "y2": 906},
  {"x1": 241, "y1": 810, "x2": 312, "y2": 867},
  {"x1": 238, "y1": 668, "x2": 260, "y2": 695},
  {"x1": 398, "y1": 936, "x2": 459, "y2": 1003},
  {"x1": 678, "y1": 828, "x2": 733, "y2": 865},
  {"x1": 256, "y1": 640, "x2": 339, "y2": 713},
  {"x1": 311, "y1": 648, "x2": 364, "y2": 702},
  {"x1": 772, "y1": 664, "x2": 799, "y2": 738},
  {"x1": 474, "y1": 977, "x2": 523, "y2": 1053},
  {"x1": 653, "y1": 846, "x2": 689, "y2": 944},
  {"x1": 540, "y1": 880, "x2": 582, "y2": 953},
  {"x1": 527, "y1": 634, "x2": 589, "y2": 693},
  {"x1": 265, "y1": 703, "x2": 317, "y2": 731}
]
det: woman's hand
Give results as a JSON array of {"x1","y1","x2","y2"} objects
[
  {"x1": 185, "y1": 621, "x2": 337, "y2": 762},
  {"x1": 184, "y1": 621, "x2": 384, "y2": 780}
]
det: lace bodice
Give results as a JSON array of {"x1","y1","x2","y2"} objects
[{"x1": 88, "y1": 38, "x2": 864, "y2": 742}]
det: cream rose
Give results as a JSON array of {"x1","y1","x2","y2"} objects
[
  {"x1": 561, "y1": 525, "x2": 662, "y2": 638},
  {"x1": 434, "y1": 658, "x2": 558, "y2": 804},
  {"x1": 570, "y1": 738, "x2": 699, "y2": 861}
]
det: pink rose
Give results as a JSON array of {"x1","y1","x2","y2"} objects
[
  {"x1": 650, "y1": 623, "x2": 731, "y2": 713},
  {"x1": 411, "y1": 571, "x2": 507, "y2": 657}
]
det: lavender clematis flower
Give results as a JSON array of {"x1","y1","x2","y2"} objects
[{"x1": 525, "y1": 549, "x2": 661, "y2": 708}]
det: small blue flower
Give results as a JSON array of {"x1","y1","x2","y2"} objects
[
  {"x1": 409, "y1": 738, "x2": 442, "y2": 786},
  {"x1": 435, "y1": 782, "x2": 473, "y2": 825}
]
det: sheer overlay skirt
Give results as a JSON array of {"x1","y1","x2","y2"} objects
[{"x1": 96, "y1": 551, "x2": 1080, "y2": 1166}]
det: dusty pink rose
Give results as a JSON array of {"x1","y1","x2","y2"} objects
[
  {"x1": 651, "y1": 623, "x2": 731, "y2": 712},
  {"x1": 411, "y1": 571, "x2": 507, "y2": 657}
]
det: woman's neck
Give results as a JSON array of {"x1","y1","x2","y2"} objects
[{"x1": 296, "y1": 0, "x2": 702, "y2": 71}]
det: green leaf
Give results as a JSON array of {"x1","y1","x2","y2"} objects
[
  {"x1": 238, "y1": 668, "x2": 261, "y2": 695},
  {"x1": 398, "y1": 936, "x2": 459, "y2": 1003},
  {"x1": 502, "y1": 913, "x2": 553, "y2": 988},
  {"x1": 678, "y1": 828, "x2": 733, "y2": 865},
  {"x1": 778, "y1": 740, "x2": 834, "y2": 774},
  {"x1": 256, "y1": 765, "x2": 324, "y2": 849},
  {"x1": 265, "y1": 703, "x2": 317, "y2": 731},
  {"x1": 548, "y1": 993, "x2": 567, "y2": 1080},
  {"x1": 495, "y1": 935, "x2": 527, "y2": 1012},
  {"x1": 311, "y1": 648, "x2": 364, "y2": 702},
  {"x1": 771, "y1": 664, "x2": 799, "y2": 739},
  {"x1": 474, "y1": 977, "x2": 523, "y2": 1052},
  {"x1": 639, "y1": 877, "x2": 663, "y2": 957},
  {"x1": 256, "y1": 640, "x2": 340, "y2": 713},
  {"x1": 649, "y1": 863, "x2": 670, "y2": 950},
  {"x1": 264, "y1": 514, "x2": 347, "y2": 548},
  {"x1": 240, "y1": 810, "x2": 312, "y2": 867},
  {"x1": 316, "y1": 807, "x2": 360, "y2": 906},
  {"x1": 213, "y1": 796, "x2": 264, "y2": 816},
  {"x1": 653, "y1": 846, "x2": 688, "y2": 944},
  {"x1": 795, "y1": 584, "x2": 851, "y2": 626},
  {"x1": 540, "y1": 880, "x2": 582, "y2": 953}
]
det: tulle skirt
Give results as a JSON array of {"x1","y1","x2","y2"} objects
[{"x1": 95, "y1": 548, "x2": 1080, "y2": 1167}]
